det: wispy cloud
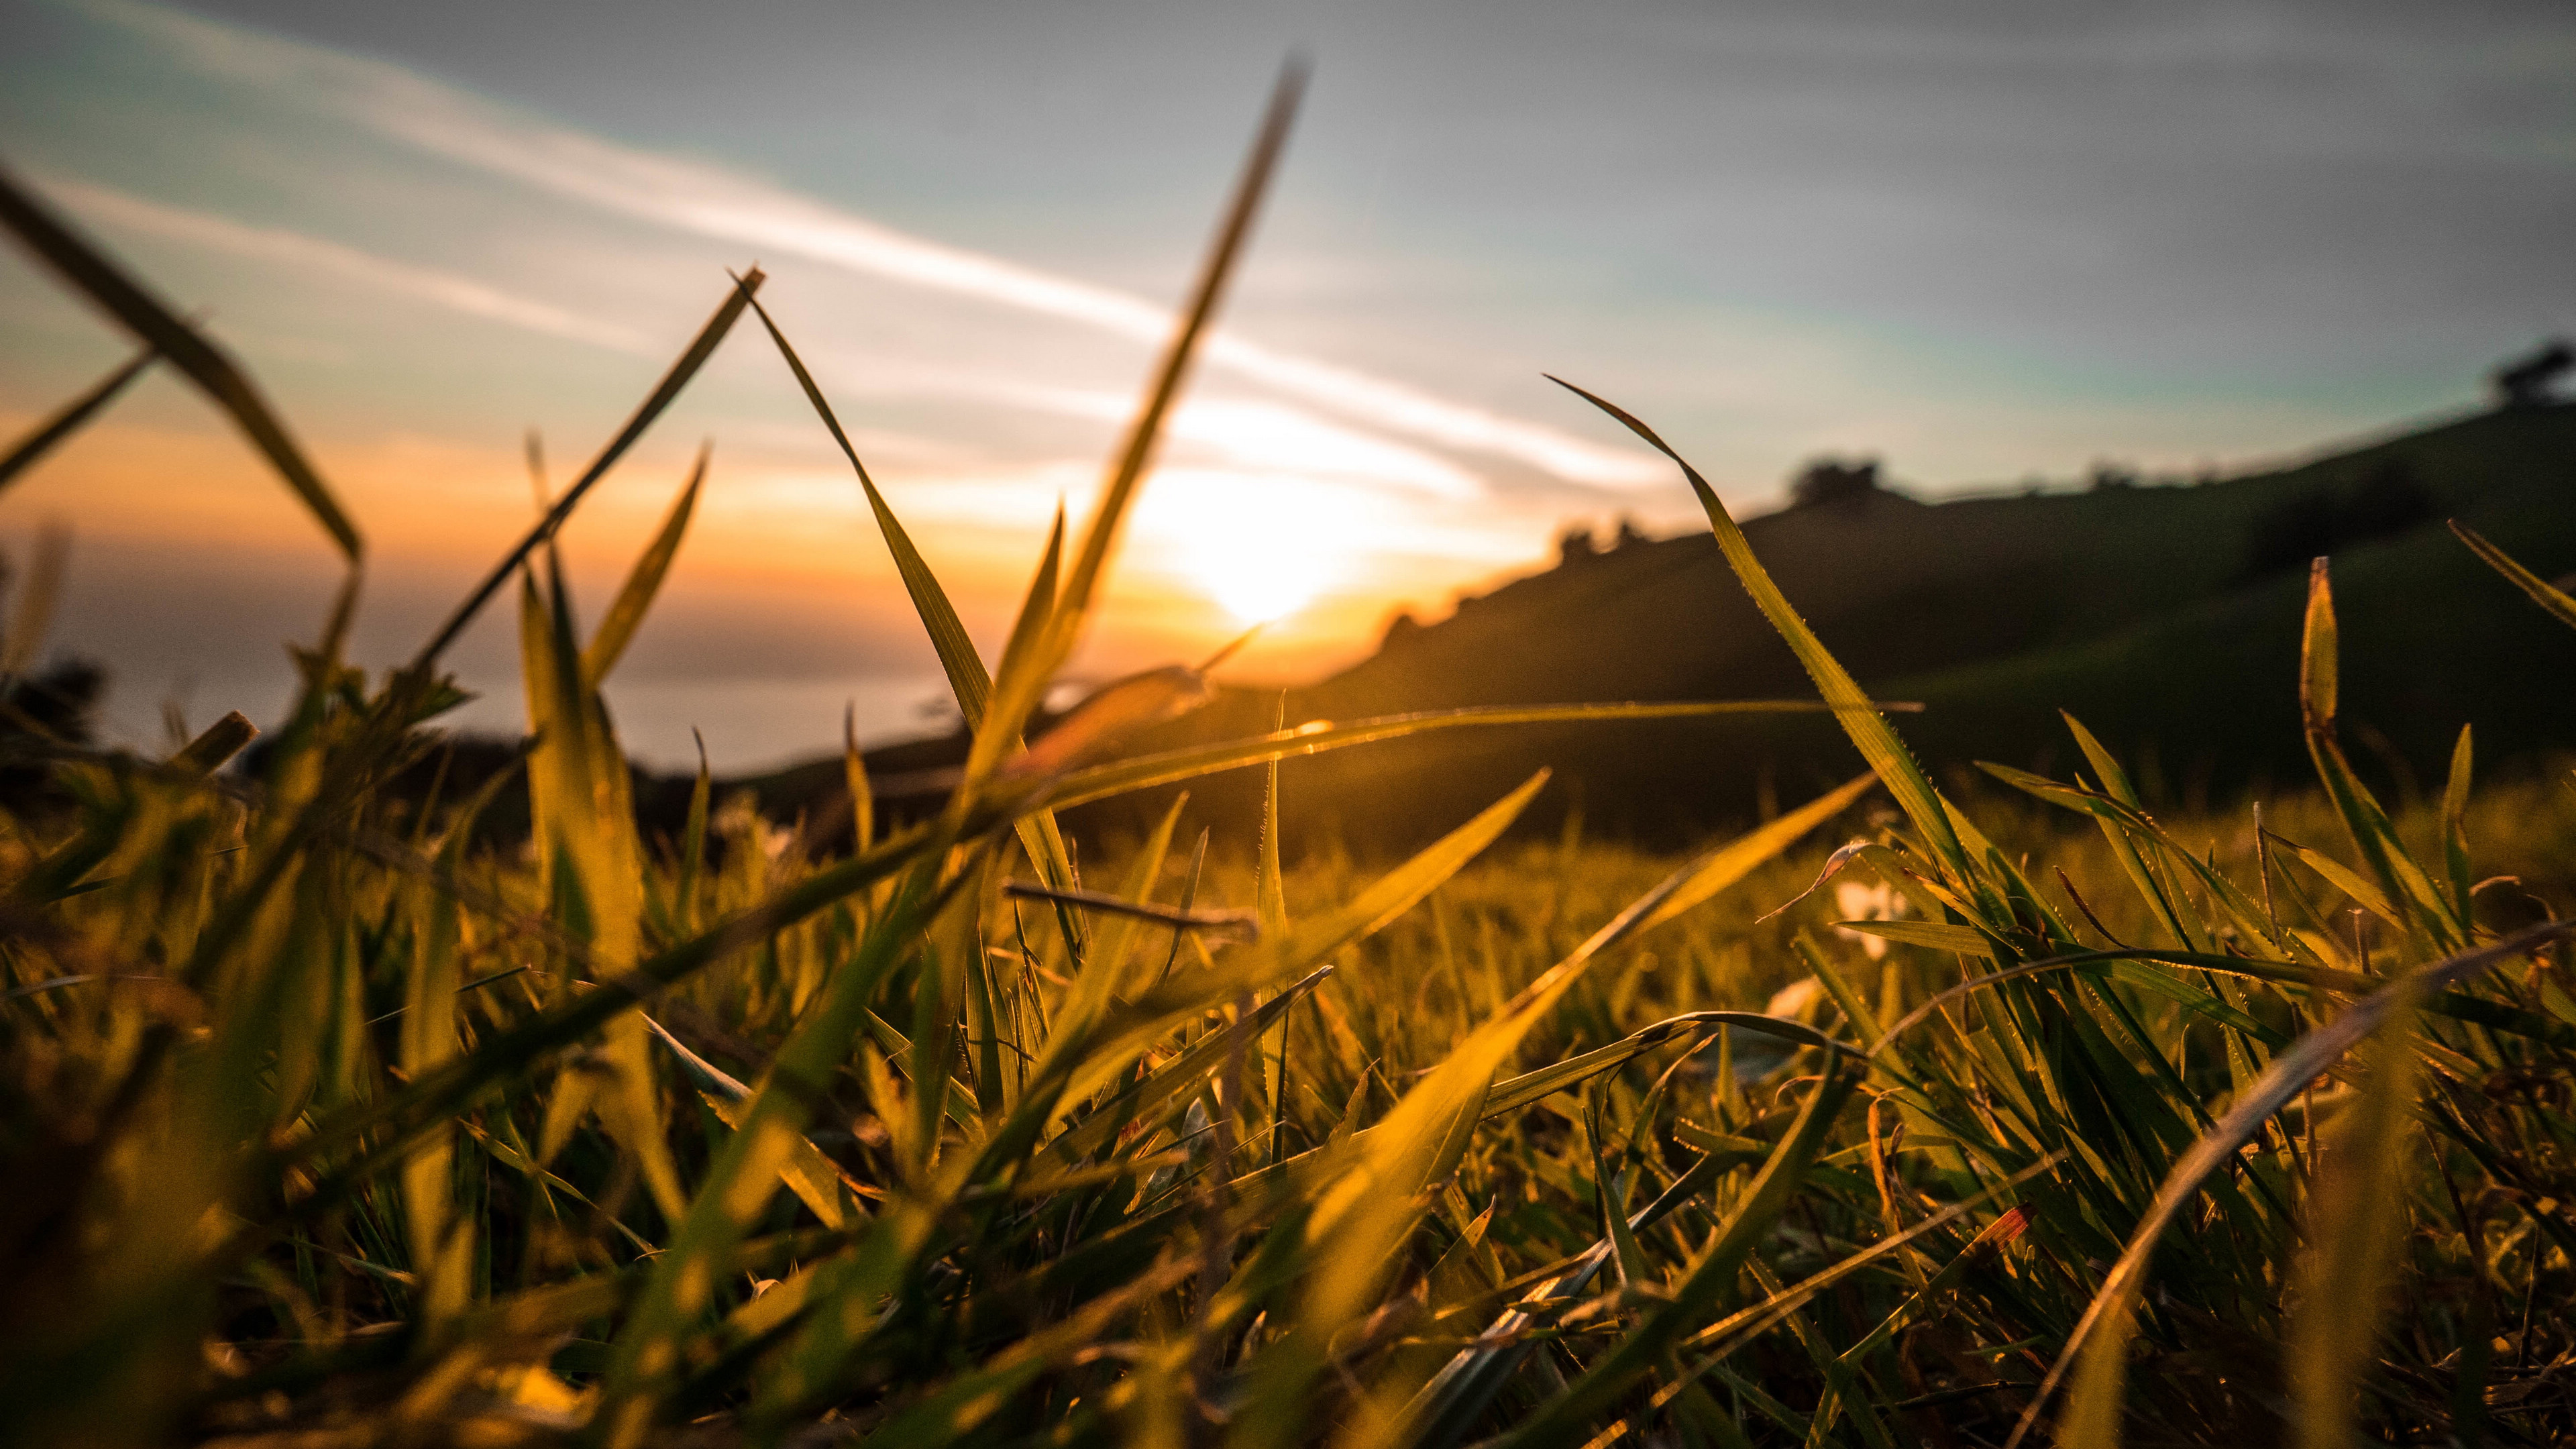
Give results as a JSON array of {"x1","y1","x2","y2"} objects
[
  {"x1": 89, "y1": 0, "x2": 1667, "y2": 490},
  {"x1": 924, "y1": 380, "x2": 1489, "y2": 500},
  {"x1": 42, "y1": 174, "x2": 663, "y2": 356},
  {"x1": 36, "y1": 172, "x2": 1489, "y2": 512}
]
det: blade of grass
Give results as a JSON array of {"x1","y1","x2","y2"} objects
[
  {"x1": 1547, "y1": 376, "x2": 1976, "y2": 892},
  {"x1": 2441, "y1": 725, "x2": 2475, "y2": 924},
  {"x1": 1634, "y1": 772, "x2": 1876, "y2": 932},
  {"x1": 2298, "y1": 558, "x2": 2461, "y2": 949},
  {"x1": 737, "y1": 284, "x2": 1089, "y2": 928},
  {"x1": 0, "y1": 166, "x2": 358, "y2": 559},
  {"x1": 985, "y1": 58, "x2": 1308, "y2": 790},
  {"x1": 740, "y1": 286, "x2": 992, "y2": 727},
  {"x1": 2286, "y1": 996, "x2": 2422, "y2": 1449},
  {"x1": 2451, "y1": 519, "x2": 2576, "y2": 631},
  {"x1": 582, "y1": 442, "x2": 707, "y2": 686},
  {"x1": 414, "y1": 269, "x2": 762, "y2": 666},
  {"x1": 1040, "y1": 700, "x2": 1878, "y2": 812},
  {"x1": 0, "y1": 343, "x2": 155, "y2": 494}
]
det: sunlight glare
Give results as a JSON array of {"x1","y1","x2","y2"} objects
[{"x1": 1140, "y1": 470, "x2": 1356, "y2": 625}]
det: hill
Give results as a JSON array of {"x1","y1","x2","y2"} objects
[{"x1": 740, "y1": 401, "x2": 2576, "y2": 851}]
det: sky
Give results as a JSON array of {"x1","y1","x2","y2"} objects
[{"x1": 1, "y1": 0, "x2": 2570, "y2": 770}]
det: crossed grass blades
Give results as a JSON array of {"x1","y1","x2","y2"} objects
[{"x1": 5, "y1": 70, "x2": 2576, "y2": 1449}]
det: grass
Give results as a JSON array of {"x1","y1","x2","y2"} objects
[{"x1": 4, "y1": 85, "x2": 2576, "y2": 1449}]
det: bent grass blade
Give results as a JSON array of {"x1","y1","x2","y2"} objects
[
  {"x1": 1038, "y1": 700, "x2": 1887, "y2": 812},
  {"x1": 415, "y1": 269, "x2": 763, "y2": 667},
  {"x1": 0, "y1": 342, "x2": 156, "y2": 495},
  {"x1": 0, "y1": 164, "x2": 359, "y2": 559},
  {"x1": 2006, "y1": 919, "x2": 2576, "y2": 1449}
]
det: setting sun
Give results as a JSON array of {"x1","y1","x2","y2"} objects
[
  {"x1": 1186, "y1": 527, "x2": 1335, "y2": 623},
  {"x1": 1141, "y1": 468, "x2": 1356, "y2": 625}
]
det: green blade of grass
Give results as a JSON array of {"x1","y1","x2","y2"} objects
[
  {"x1": 2298, "y1": 558, "x2": 2461, "y2": 948},
  {"x1": 738, "y1": 284, "x2": 1090, "y2": 918},
  {"x1": 527, "y1": 553, "x2": 689, "y2": 1224},
  {"x1": 0, "y1": 343, "x2": 155, "y2": 495},
  {"x1": 2451, "y1": 519, "x2": 2576, "y2": 631},
  {"x1": 1633, "y1": 772, "x2": 1876, "y2": 933},
  {"x1": 992, "y1": 59, "x2": 1307, "y2": 786},
  {"x1": 582, "y1": 442, "x2": 707, "y2": 686},
  {"x1": 2286, "y1": 998, "x2": 2422, "y2": 1449},
  {"x1": 740, "y1": 286, "x2": 991, "y2": 726},
  {"x1": 2440, "y1": 725, "x2": 2475, "y2": 924},
  {"x1": 1478, "y1": 1010, "x2": 1845, "y2": 1122},
  {"x1": 1040, "y1": 700, "x2": 1878, "y2": 811},
  {"x1": 0, "y1": 164, "x2": 360, "y2": 560},
  {"x1": 1837, "y1": 919, "x2": 2001, "y2": 957},
  {"x1": 415, "y1": 269, "x2": 763, "y2": 667},
  {"x1": 1547, "y1": 375, "x2": 1977, "y2": 892}
]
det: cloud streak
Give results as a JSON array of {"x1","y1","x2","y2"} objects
[
  {"x1": 93, "y1": 0, "x2": 1667, "y2": 490},
  {"x1": 42, "y1": 174, "x2": 663, "y2": 357},
  {"x1": 32, "y1": 174, "x2": 1494, "y2": 514}
]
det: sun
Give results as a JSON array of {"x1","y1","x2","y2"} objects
[
  {"x1": 1144, "y1": 470, "x2": 1352, "y2": 625},
  {"x1": 1191, "y1": 539, "x2": 1335, "y2": 625}
]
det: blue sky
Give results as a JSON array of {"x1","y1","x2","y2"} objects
[{"x1": 1, "y1": 0, "x2": 2569, "y2": 768}]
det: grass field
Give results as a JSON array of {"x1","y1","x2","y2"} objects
[{"x1": 5, "y1": 89, "x2": 2576, "y2": 1449}]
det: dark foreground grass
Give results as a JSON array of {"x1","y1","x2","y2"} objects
[{"x1": 4, "y1": 86, "x2": 2575, "y2": 1449}]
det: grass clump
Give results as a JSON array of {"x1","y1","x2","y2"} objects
[{"x1": 4, "y1": 81, "x2": 2575, "y2": 1449}]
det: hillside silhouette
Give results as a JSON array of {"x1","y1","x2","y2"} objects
[{"x1": 733, "y1": 400, "x2": 2576, "y2": 852}]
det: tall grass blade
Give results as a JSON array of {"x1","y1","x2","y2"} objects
[
  {"x1": 1, "y1": 522, "x2": 71, "y2": 682},
  {"x1": 1041, "y1": 700, "x2": 1871, "y2": 811},
  {"x1": 582, "y1": 442, "x2": 707, "y2": 685},
  {"x1": 738, "y1": 286, "x2": 1090, "y2": 908},
  {"x1": 2298, "y1": 559, "x2": 2460, "y2": 947},
  {"x1": 416, "y1": 268, "x2": 762, "y2": 665},
  {"x1": 740, "y1": 286, "x2": 991, "y2": 725},
  {"x1": 2451, "y1": 519, "x2": 2576, "y2": 631},
  {"x1": 0, "y1": 343, "x2": 154, "y2": 494},
  {"x1": 2441, "y1": 725, "x2": 2475, "y2": 922},
  {"x1": 1635, "y1": 773, "x2": 1876, "y2": 932},
  {"x1": 1546, "y1": 376, "x2": 1976, "y2": 890},
  {"x1": 0, "y1": 163, "x2": 360, "y2": 559},
  {"x1": 2286, "y1": 999, "x2": 2422, "y2": 1449},
  {"x1": 1030, "y1": 59, "x2": 1305, "y2": 696}
]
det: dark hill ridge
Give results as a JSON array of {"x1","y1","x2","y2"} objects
[{"x1": 740, "y1": 401, "x2": 2576, "y2": 852}]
